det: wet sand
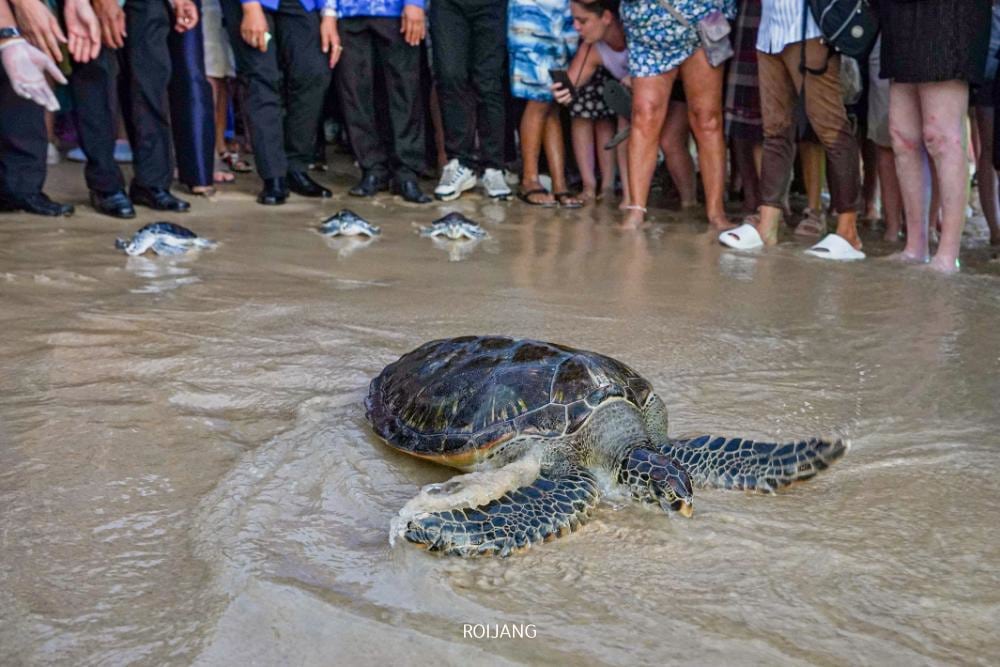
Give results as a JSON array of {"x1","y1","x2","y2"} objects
[{"x1": 1, "y1": 161, "x2": 999, "y2": 666}]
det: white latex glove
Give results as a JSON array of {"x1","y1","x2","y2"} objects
[{"x1": 0, "y1": 39, "x2": 66, "y2": 111}]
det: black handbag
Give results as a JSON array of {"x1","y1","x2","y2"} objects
[{"x1": 807, "y1": 0, "x2": 879, "y2": 58}]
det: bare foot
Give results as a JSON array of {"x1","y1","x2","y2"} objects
[
  {"x1": 621, "y1": 207, "x2": 647, "y2": 230},
  {"x1": 883, "y1": 226, "x2": 901, "y2": 243},
  {"x1": 886, "y1": 251, "x2": 930, "y2": 264},
  {"x1": 928, "y1": 255, "x2": 960, "y2": 274},
  {"x1": 708, "y1": 215, "x2": 737, "y2": 232}
]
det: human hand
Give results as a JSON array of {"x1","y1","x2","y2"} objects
[
  {"x1": 10, "y1": 0, "x2": 66, "y2": 63},
  {"x1": 0, "y1": 39, "x2": 67, "y2": 110},
  {"x1": 91, "y1": 0, "x2": 126, "y2": 49},
  {"x1": 551, "y1": 82, "x2": 572, "y2": 106},
  {"x1": 399, "y1": 4, "x2": 424, "y2": 46},
  {"x1": 64, "y1": 0, "x2": 101, "y2": 62},
  {"x1": 320, "y1": 15, "x2": 340, "y2": 68},
  {"x1": 173, "y1": 0, "x2": 198, "y2": 33},
  {"x1": 240, "y1": 2, "x2": 268, "y2": 52}
]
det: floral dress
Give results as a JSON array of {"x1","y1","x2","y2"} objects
[{"x1": 621, "y1": 0, "x2": 736, "y2": 78}]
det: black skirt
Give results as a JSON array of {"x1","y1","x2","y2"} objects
[{"x1": 880, "y1": 0, "x2": 992, "y2": 84}]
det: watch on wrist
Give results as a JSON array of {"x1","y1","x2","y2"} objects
[
  {"x1": 0, "y1": 27, "x2": 23, "y2": 40},
  {"x1": 320, "y1": 8, "x2": 337, "y2": 18}
]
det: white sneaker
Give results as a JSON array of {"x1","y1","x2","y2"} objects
[
  {"x1": 434, "y1": 159, "x2": 476, "y2": 201},
  {"x1": 481, "y1": 168, "x2": 512, "y2": 199},
  {"x1": 66, "y1": 146, "x2": 86, "y2": 163}
]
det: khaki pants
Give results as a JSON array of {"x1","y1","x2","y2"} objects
[{"x1": 758, "y1": 38, "x2": 860, "y2": 213}]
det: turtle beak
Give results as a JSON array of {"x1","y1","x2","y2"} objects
[
  {"x1": 677, "y1": 500, "x2": 694, "y2": 518},
  {"x1": 658, "y1": 496, "x2": 694, "y2": 517}
]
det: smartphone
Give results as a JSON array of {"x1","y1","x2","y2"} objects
[{"x1": 549, "y1": 69, "x2": 576, "y2": 99}]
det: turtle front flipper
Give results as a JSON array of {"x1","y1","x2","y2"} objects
[
  {"x1": 660, "y1": 436, "x2": 848, "y2": 493},
  {"x1": 397, "y1": 464, "x2": 600, "y2": 557}
]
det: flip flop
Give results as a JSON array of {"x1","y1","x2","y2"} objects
[
  {"x1": 804, "y1": 234, "x2": 866, "y2": 261},
  {"x1": 604, "y1": 125, "x2": 631, "y2": 149},
  {"x1": 603, "y1": 79, "x2": 632, "y2": 119},
  {"x1": 718, "y1": 223, "x2": 764, "y2": 250},
  {"x1": 554, "y1": 192, "x2": 583, "y2": 209},
  {"x1": 517, "y1": 187, "x2": 556, "y2": 207}
]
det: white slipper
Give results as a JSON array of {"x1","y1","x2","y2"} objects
[
  {"x1": 804, "y1": 234, "x2": 866, "y2": 261},
  {"x1": 718, "y1": 223, "x2": 764, "y2": 250}
]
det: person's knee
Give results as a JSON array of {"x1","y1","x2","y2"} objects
[
  {"x1": 688, "y1": 106, "x2": 722, "y2": 136},
  {"x1": 632, "y1": 97, "x2": 666, "y2": 127},
  {"x1": 921, "y1": 123, "x2": 962, "y2": 157},
  {"x1": 888, "y1": 120, "x2": 922, "y2": 154}
]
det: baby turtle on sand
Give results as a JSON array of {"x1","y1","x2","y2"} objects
[
  {"x1": 418, "y1": 212, "x2": 488, "y2": 240},
  {"x1": 366, "y1": 336, "x2": 848, "y2": 557},
  {"x1": 320, "y1": 209, "x2": 381, "y2": 237},
  {"x1": 115, "y1": 222, "x2": 216, "y2": 256}
]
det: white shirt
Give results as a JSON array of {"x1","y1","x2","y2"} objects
[{"x1": 757, "y1": 0, "x2": 822, "y2": 55}]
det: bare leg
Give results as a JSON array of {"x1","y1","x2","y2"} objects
[
  {"x1": 974, "y1": 106, "x2": 1000, "y2": 245},
  {"x1": 680, "y1": 49, "x2": 730, "y2": 229},
  {"x1": 544, "y1": 110, "x2": 579, "y2": 204},
  {"x1": 615, "y1": 115, "x2": 631, "y2": 208},
  {"x1": 572, "y1": 117, "x2": 597, "y2": 201},
  {"x1": 920, "y1": 80, "x2": 971, "y2": 273},
  {"x1": 889, "y1": 82, "x2": 931, "y2": 262},
  {"x1": 625, "y1": 71, "x2": 675, "y2": 228},
  {"x1": 660, "y1": 100, "x2": 697, "y2": 208},
  {"x1": 595, "y1": 117, "x2": 616, "y2": 200},
  {"x1": 877, "y1": 145, "x2": 904, "y2": 241},
  {"x1": 861, "y1": 138, "x2": 880, "y2": 220},
  {"x1": 732, "y1": 137, "x2": 762, "y2": 212},
  {"x1": 520, "y1": 100, "x2": 556, "y2": 205}
]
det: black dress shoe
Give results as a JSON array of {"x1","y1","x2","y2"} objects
[
  {"x1": 257, "y1": 177, "x2": 288, "y2": 205},
  {"x1": 348, "y1": 172, "x2": 390, "y2": 197},
  {"x1": 394, "y1": 179, "x2": 432, "y2": 204},
  {"x1": 287, "y1": 170, "x2": 332, "y2": 198},
  {"x1": 90, "y1": 189, "x2": 136, "y2": 219},
  {"x1": 129, "y1": 184, "x2": 190, "y2": 212},
  {"x1": 0, "y1": 192, "x2": 74, "y2": 216}
]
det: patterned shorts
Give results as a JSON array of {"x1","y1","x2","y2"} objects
[
  {"x1": 621, "y1": 0, "x2": 736, "y2": 78},
  {"x1": 508, "y1": 0, "x2": 578, "y2": 102}
]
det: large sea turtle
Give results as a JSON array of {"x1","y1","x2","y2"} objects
[{"x1": 365, "y1": 336, "x2": 847, "y2": 557}]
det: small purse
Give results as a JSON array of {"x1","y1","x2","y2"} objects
[{"x1": 657, "y1": 1, "x2": 734, "y2": 68}]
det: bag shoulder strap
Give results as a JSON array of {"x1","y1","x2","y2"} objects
[{"x1": 656, "y1": 0, "x2": 693, "y2": 30}]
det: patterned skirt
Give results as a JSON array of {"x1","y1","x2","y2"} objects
[
  {"x1": 570, "y1": 67, "x2": 616, "y2": 120},
  {"x1": 621, "y1": 0, "x2": 736, "y2": 78},
  {"x1": 723, "y1": 0, "x2": 762, "y2": 141}
]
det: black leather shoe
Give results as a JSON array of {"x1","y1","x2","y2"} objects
[
  {"x1": 394, "y1": 179, "x2": 432, "y2": 204},
  {"x1": 90, "y1": 189, "x2": 136, "y2": 219},
  {"x1": 0, "y1": 192, "x2": 74, "y2": 216},
  {"x1": 257, "y1": 177, "x2": 288, "y2": 205},
  {"x1": 348, "y1": 172, "x2": 390, "y2": 197},
  {"x1": 129, "y1": 184, "x2": 190, "y2": 212},
  {"x1": 287, "y1": 170, "x2": 332, "y2": 198}
]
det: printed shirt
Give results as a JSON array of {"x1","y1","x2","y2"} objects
[
  {"x1": 757, "y1": 0, "x2": 821, "y2": 54},
  {"x1": 239, "y1": 0, "x2": 424, "y2": 14}
]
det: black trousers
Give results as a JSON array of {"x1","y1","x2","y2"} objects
[
  {"x1": 122, "y1": 0, "x2": 178, "y2": 189},
  {"x1": 69, "y1": 49, "x2": 126, "y2": 193},
  {"x1": 220, "y1": 0, "x2": 329, "y2": 179},
  {"x1": 429, "y1": 0, "x2": 507, "y2": 170},
  {"x1": 336, "y1": 17, "x2": 425, "y2": 181},
  {"x1": 0, "y1": 71, "x2": 46, "y2": 197}
]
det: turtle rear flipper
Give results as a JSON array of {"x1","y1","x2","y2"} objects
[
  {"x1": 399, "y1": 464, "x2": 600, "y2": 557},
  {"x1": 661, "y1": 436, "x2": 848, "y2": 493}
]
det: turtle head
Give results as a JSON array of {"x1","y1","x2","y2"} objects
[{"x1": 619, "y1": 447, "x2": 693, "y2": 517}]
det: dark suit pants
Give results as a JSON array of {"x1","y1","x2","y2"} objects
[
  {"x1": 220, "y1": 0, "x2": 329, "y2": 179},
  {"x1": 429, "y1": 0, "x2": 507, "y2": 170},
  {"x1": 336, "y1": 17, "x2": 426, "y2": 181}
]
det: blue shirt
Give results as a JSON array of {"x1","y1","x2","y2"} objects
[
  {"x1": 238, "y1": 0, "x2": 424, "y2": 13},
  {"x1": 324, "y1": 0, "x2": 426, "y2": 18}
]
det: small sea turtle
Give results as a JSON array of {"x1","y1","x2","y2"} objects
[
  {"x1": 320, "y1": 209, "x2": 381, "y2": 237},
  {"x1": 115, "y1": 222, "x2": 216, "y2": 256},
  {"x1": 366, "y1": 336, "x2": 847, "y2": 557},
  {"x1": 418, "y1": 212, "x2": 488, "y2": 240}
]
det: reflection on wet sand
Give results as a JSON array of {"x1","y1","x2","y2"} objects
[{"x1": 0, "y1": 163, "x2": 998, "y2": 665}]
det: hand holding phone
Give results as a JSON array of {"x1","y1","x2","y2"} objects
[{"x1": 549, "y1": 68, "x2": 576, "y2": 100}]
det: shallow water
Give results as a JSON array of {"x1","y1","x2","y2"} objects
[{"x1": 1, "y1": 163, "x2": 999, "y2": 666}]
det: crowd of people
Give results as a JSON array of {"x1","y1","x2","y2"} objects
[{"x1": 0, "y1": 0, "x2": 997, "y2": 273}]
